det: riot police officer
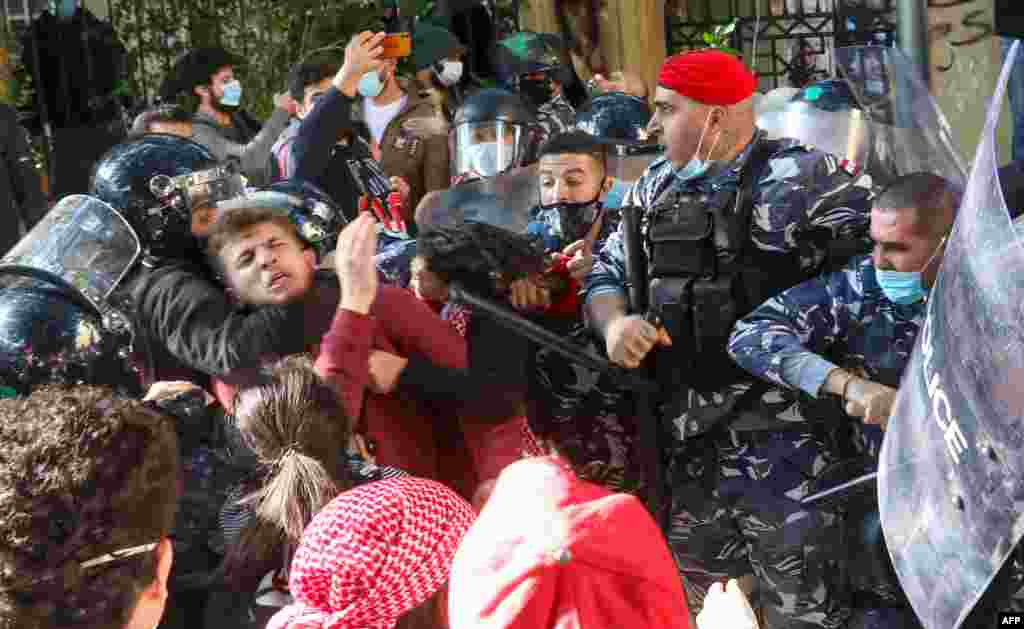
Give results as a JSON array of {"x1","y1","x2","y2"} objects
[
  {"x1": 729, "y1": 173, "x2": 959, "y2": 629},
  {"x1": 493, "y1": 31, "x2": 585, "y2": 139},
  {"x1": 449, "y1": 87, "x2": 543, "y2": 185},
  {"x1": 583, "y1": 49, "x2": 873, "y2": 627}
]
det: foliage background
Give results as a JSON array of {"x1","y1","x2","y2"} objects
[{"x1": 107, "y1": 0, "x2": 520, "y2": 119}]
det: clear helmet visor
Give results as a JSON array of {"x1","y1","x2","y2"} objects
[
  {"x1": 451, "y1": 121, "x2": 527, "y2": 180},
  {"x1": 0, "y1": 195, "x2": 141, "y2": 313}
]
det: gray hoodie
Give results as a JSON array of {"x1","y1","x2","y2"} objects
[{"x1": 191, "y1": 107, "x2": 291, "y2": 187}]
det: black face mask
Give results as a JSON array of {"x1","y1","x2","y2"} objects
[
  {"x1": 540, "y1": 193, "x2": 604, "y2": 244},
  {"x1": 520, "y1": 76, "x2": 554, "y2": 109}
]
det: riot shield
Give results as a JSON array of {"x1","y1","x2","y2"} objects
[
  {"x1": 879, "y1": 41, "x2": 1024, "y2": 629},
  {"x1": 0, "y1": 195, "x2": 141, "y2": 314},
  {"x1": 416, "y1": 151, "x2": 658, "y2": 233},
  {"x1": 758, "y1": 47, "x2": 966, "y2": 189},
  {"x1": 417, "y1": 164, "x2": 539, "y2": 233}
]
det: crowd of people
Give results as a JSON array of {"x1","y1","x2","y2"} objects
[{"x1": 0, "y1": 15, "x2": 1020, "y2": 629}]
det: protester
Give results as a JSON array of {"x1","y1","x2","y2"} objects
[
  {"x1": 291, "y1": 33, "x2": 433, "y2": 230},
  {"x1": 412, "y1": 22, "x2": 470, "y2": 121},
  {"x1": 204, "y1": 206, "x2": 466, "y2": 482},
  {"x1": 448, "y1": 456, "x2": 689, "y2": 628},
  {"x1": 352, "y1": 39, "x2": 450, "y2": 217},
  {"x1": 267, "y1": 477, "x2": 475, "y2": 629},
  {"x1": 0, "y1": 385, "x2": 178, "y2": 629},
  {"x1": 215, "y1": 356, "x2": 405, "y2": 626},
  {"x1": 160, "y1": 46, "x2": 295, "y2": 186},
  {"x1": 268, "y1": 61, "x2": 340, "y2": 182}
]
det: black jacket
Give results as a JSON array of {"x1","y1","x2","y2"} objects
[
  {"x1": 124, "y1": 260, "x2": 336, "y2": 386},
  {"x1": 20, "y1": 8, "x2": 126, "y2": 129},
  {"x1": 0, "y1": 104, "x2": 45, "y2": 253}
]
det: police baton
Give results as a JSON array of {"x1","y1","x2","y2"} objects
[{"x1": 447, "y1": 284, "x2": 658, "y2": 395}]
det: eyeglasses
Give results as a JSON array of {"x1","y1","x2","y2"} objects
[{"x1": 0, "y1": 540, "x2": 160, "y2": 593}]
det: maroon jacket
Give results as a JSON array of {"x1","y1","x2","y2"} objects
[{"x1": 314, "y1": 285, "x2": 468, "y2": 481}]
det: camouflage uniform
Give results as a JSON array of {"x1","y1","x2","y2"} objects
[
  {"x1": 536, "y1": 92, "x2": 575, "y2": 141},
  {"x1": 727, "y1": 255, "x2": 926, "y2": 629},
  {"x1": 729, "y1": 254, "x2": 924, "y2": 456},
  {"x1": 524, "y1": 204, "x2": 641, "y2": 491},
  {"x1": 582, "y1": 135, "x2": 874, "y2": 629}
]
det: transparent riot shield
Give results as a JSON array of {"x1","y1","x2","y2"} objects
[
  {"x1": 880, "y1": 41, "x2": 1024, "y2": 629},
  {"x1": 416, "y1": 164, "x2": 539, "y2": 233},
  {"x1": 0, "y1": 195, "x2": 141, "y2": 314},
  {"x1": 758, "y1": 46, "x2": 966, "y2": 189},
  {"x1": 416, "y1": 149, "x2": 659, "y2": 234}
]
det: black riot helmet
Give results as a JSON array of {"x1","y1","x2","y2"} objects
[
  {"x1": 90, "y1": 134, "x2": 246, "y2": 261},
  {"x1": 0, "y1": 276, "x2": 139, "y2": 397},
  {"x1": 450, "y1": 88, "x2": 542, "y2": 181},
  {"x1": 0, "y1": 195, "x2": 143, "y2": 396},
  {"x1": 215, "y1": 179, "x2": 346, "y2": 259},
  {"x1": 574, "y1": 92, "x2": 657, "y2": 154}
]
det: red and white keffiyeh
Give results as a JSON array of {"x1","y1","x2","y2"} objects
[{"x1": 266, "y1": 477, "x2": 475, "y2": 629}]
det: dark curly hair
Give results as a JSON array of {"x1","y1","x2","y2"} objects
[
  {"x1": 415, "y1": 222, "x2": 546, "y2": 299},
  {"x1": 0, "y1": 386, "x2": 178, "y2": 629}
]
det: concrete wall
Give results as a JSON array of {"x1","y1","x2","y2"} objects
[
  {"x1": 928, "y1": 0, "x2": 1011, "y2": 165},
  {"x1": 82, "y1": 0, "x2": 107, "y2": 20}
]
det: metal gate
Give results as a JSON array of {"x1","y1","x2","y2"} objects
[{"x1": 667, "y1": 0, "x2": 897, "y2": 89}]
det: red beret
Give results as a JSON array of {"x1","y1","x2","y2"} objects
[{"x1": 658, "y1": 49, "x2": 757, "y2": 105}]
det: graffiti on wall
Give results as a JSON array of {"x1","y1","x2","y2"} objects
[{"x1": 929, "y1": 0, "x2": 993, "y2": 73}]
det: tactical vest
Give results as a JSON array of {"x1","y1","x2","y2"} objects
[{"x1": 643, "y1": 138, "x2": 808, "y2": 394}]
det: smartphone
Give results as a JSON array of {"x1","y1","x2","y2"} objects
[{"x1": 381, "y1": 32, "x2": 412, "y2": 58}]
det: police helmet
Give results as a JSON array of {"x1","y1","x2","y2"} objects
[
  {"x1": 574, "y1": 92, "x2": 656, "y2": 153},
  {"x1": 90, "y1": 134, "x2": 246, "y2": 260},
  {"x1": 492, "y1": 31, "x2": 583, "y2": 108},
  {"x1": 451, "y1": 89, "x2": 542, "y2": 180},
  {"x1": 0, "y1": 276, "x2": 139, "y2": 396},
  {"x1": 215, "y1": 179, "x2": 345, "y2": 259}
]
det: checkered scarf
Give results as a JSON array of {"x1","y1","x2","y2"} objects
[
  {"x1": 266, "y1": 477, "x2": 475, "y2": 629},
  {"x1": 441, "y1": 302, "x2": 473, "y2": 338}
]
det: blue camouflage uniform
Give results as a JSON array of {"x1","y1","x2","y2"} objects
[
  {"x1": 728, "y1": 254, "x2": 926, "y2": 628},
  {"x1": 523, "y1": 204, "x2": 644, "y2": 491},
  {"x1": 536, "y1": 92, "x2": 575, "y2": 141},
  {"x1": 582, "y1": 132, "x2": 874, "y2": 629}
]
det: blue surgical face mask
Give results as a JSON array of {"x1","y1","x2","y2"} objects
[
  {"x1": 219, "y1": 80, "x2": 242, "y2": 107},
  {"x1": 676, "y1": 111, "x2": 721, "y2": 182},
  {"x1": 358, "y1": 71, "x2": 384, "y2": 98},
  {"x1": 603, "y1": 178, "x2": 632, "y2": 210},
  {"x1": 875, "y1": 269, "x2": 926, "y2": 305},
  {"x1": 876, "y1": 235, "x2": 948, "y2": 305}
]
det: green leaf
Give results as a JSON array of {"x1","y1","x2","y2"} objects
[
  {"x1": 703, "y1": 32, "x2": 715, "y2": 44},
  {"x1": 721, "y1": 20, "x2": 737, "y2": 35}
]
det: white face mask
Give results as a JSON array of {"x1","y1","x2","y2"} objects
[
  {"x1": 437, "y1": 60, "x2": 464, "y2": 87},
  {"x1": 465, "y1": 143, "x2": 501, "y2": 177}
]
